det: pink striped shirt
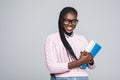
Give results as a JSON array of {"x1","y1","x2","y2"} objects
[{"x1": 45, "y1": 32, "x2": 95, "y2": 77}]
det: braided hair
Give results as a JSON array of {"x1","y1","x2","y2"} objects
[{"x1": 58, "y1": 7, "x2": 78, "y2": 60}]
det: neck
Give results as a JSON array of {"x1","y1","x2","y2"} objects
[{"x1": 64, "y1": 31, "x2": 73, "y2": 36}]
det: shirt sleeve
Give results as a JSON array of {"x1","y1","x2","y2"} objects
[
  {"x1": 44, "y1": 36, "x2": 70, "y2": 74},
  {"x1": 88, "y1": 61, "x2": 96, "y2": 69}
]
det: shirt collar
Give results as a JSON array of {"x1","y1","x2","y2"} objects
[{"x1": 64, "y1": 32, "x2": 74, "y2": 38}]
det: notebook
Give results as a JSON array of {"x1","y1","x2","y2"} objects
[{"x1": 80, "y1": 40, "x2": 102, "y2": 69}]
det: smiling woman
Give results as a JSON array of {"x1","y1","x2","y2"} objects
[
  {"x1": 44, "y1": 7, "x2": 95, "y2": 80},
  {"x1": 62, "y1": 12, "x2": 79, "y2": 34}
]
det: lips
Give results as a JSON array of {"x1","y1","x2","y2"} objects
[{"x1": 66, "y1": 26, "x2": 74, "y2": 31}]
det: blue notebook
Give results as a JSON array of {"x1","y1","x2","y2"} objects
[{"x1": 80, "y1": 40, "x2": 102, "y2": 69}]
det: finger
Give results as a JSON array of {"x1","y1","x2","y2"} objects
[
  {"x1": 81, "y1": 52, "x2": 86, "y2": 56},
  {"x1": 89, "y1": 59, "x2": 93, "y2": 63},
  {"x1": 80, "y1": 51, "x2": 84, "y2": 55},
  {"x1": 87, "y1": 53, "x2": 93, "y2": 58}
]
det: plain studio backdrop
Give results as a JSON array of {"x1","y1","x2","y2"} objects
[{"x1": 0, "y1": 0, "x2": 120, "y2": 80}]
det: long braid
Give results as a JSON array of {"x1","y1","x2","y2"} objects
[{"x1": 58, "y1": 7, "x2": 78, "y2": 60}]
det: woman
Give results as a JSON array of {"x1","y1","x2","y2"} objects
[{"x1": 45, "y1": 7, "x2": 95, "y2": 80}]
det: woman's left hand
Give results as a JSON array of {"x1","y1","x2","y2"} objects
[{"x1": 87, "y1": 53, "x2": 94, "y2": 65}]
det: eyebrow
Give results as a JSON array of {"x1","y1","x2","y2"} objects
[{"x1": 63, "y1": 18, "x2": 77, "y2": 20}]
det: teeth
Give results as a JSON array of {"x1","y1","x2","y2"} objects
[{"x1": 67, "y1": 27, "x2": 72, "y2": 30}]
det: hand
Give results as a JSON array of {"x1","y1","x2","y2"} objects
[
  {"x1": 68, "y1": 51, "x2": 94, "y2": 69},
  {"x1": 87, "y1": 52, "x2": 94, "y2": 65},
  {"x1": 79, "y1": 51, "x2": 89, "y2": 64}
]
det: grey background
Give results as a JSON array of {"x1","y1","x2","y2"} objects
[{"x1": 0, "y1": 0, "x2": 120, "y2": 80}]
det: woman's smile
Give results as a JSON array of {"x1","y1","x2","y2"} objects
[{"x1": 65, "y1": 26, "x2": 75, "y2": 33}]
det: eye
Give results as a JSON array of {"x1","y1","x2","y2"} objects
[
  {"x1": 72, "y1": 20, "x2": 78, "y2": 24},
  {"x1": 63, "y1": 19, "x2": 70, "y2": 24}
]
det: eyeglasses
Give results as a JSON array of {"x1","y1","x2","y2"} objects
[{"x1": 63, "y1": 19, "x2": 79, "y2": 25}]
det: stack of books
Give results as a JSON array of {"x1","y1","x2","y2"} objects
[{"x1": 80, "y1": 40, "x2": 102, "y2": 69}]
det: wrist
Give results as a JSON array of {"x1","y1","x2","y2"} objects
[{"x1": 68, "y1": 59, "x2": 83, "y2": 69}]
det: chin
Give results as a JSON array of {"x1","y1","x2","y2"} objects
[
  {"x1": 67, "y1": 32, "x2": 72, "y2": 34},
  {"x1": 66, "y1": 30, "x2": 73, "y2": 33}
]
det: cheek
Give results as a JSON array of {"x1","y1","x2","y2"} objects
[
  {"x1": 61, "y1": 23, "x2": 66, "y2": 29},
  {"x1": 62, "y1": 24, "x2": 68, "y2": 31}
]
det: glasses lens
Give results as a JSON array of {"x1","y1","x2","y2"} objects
[
  {"x1": 64, "y1": 19, "x2": 70, "y2": 24},
  {"x1": 72, "y1": 20, "x2": 78, "y2": 24}
]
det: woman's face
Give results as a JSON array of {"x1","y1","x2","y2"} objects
[{"x1": 62, "y1": 12, "x2": 78, "y2": 34}]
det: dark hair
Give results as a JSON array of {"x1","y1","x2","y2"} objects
[{"x1": 58, "y1": 7, "x2": 78, "y2": 60}]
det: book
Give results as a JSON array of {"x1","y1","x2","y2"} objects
[{"x1": 80, "y1": 40, "x2": 102, "y2": 69}]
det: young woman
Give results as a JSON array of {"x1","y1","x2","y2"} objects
[{"x1": 45, "y1": 7, "x2": 95, "y2": 80}]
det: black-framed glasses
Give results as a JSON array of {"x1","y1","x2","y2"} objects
[{"x1": 63, "y1": 19, "x2": 79, "y2": 25}]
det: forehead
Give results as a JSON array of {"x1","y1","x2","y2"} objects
[{"x1": 63, "y1": 12, "x2": 77, "y2": 19}]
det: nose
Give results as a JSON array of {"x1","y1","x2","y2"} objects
[{"x1": 68, "y1": 22, "x2": 72, "y2": 25}]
